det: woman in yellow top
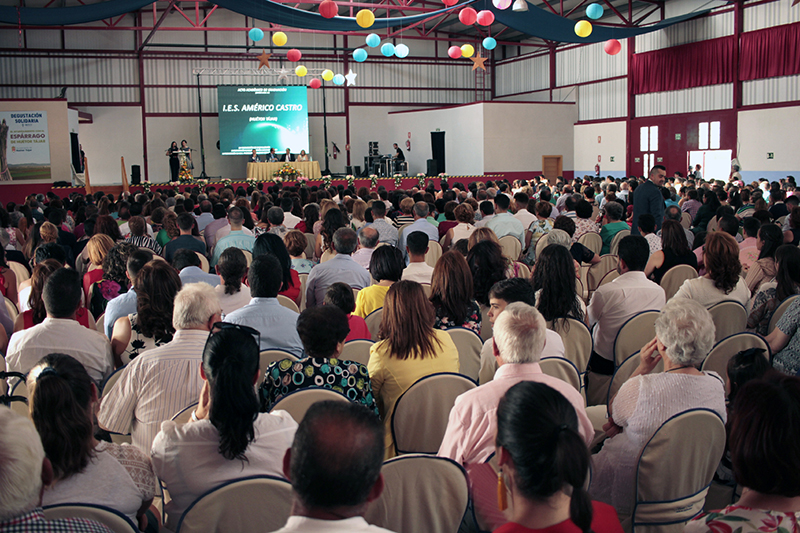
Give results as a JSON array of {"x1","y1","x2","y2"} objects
[
  {"x1": 367, "y1": 280, "x2": 460, "y2": 457},
  {"x1": 353, "y1": 246, "x2": 404, "y2": 318}
]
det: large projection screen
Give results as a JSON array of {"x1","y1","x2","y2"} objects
[{"x1": 217, "y1": 86, "x2": 309, "y2": 155}]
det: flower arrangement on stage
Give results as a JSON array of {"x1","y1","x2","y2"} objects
[
  {"x1": 297, "y1": 175, "x2": 309, "y2": 186},
  {"x1": 194, "y1": 178, "x2": 208, "y2": 186},
  {"x1": 369, "y1": 174, "x2": 378, "y2": 189},
  {"x1": 346, "y1": 174, "x2": 355, "y2": 187},
  {"x1": 439, "y1": 173, "x2": 448, "y2": 185},
  {"x1": 274, "y1": 163, "x2": 301, "y2": 181},
  {"x1": 322, "y1": 175, "x2": 332, "y2": 188},
  {"x1": 142, "y1": 182, "x2": 151, "y2": 193},
  {"x1": 416, "y1": 173, "x2": 426, "y2": 189},
  {"x1": 220, "y1": 179, "x2": 232, "y2": 187},
  {"x1": 393, "y1": 174, "x2": 403, "y2": 189}
]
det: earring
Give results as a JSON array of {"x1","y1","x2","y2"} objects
[{"x1": 497, "y1": 470, "x2": 508, "y2": 511}]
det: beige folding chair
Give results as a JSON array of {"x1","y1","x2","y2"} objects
[
  {"x1": 515, "y1": 262, "x2": 531, "y2": 279},
  {"x1": 320, "y1": 249, "x2": 336, "y2": 263},
  {"x1": 708, "y1": 300, "x2": 747, "y2": 344},
  {"x1": 241, "y1": 250, "x2": 253, "y2": 267},
  {"x1": 707, "y1": 216, "x2": 719, "y2": 233},
  {"x1": 577, "y1": 232, "x2": 602, "y2": 256},
  {"x1": 586, "y1": 255, "x2": 619, "y2": 298},
  {"x1": 8, "y1": 260, "x2": 29, "y2": 286},
  {"x1": 768, "y1": 295, "x2": 800, "y2": 334},
  {"x1": 391, "y1": 373, "x2": 476, "y2": 455},
  {"x1": 171, "y1": 402, "x2": 199, "y2": 423},
  {"x1": 298, "y1": 273, "x2": 309, "y2": 311},
  {"x1": 628, "y1": 409, "x2": 726, "y2": 533},
  {"x1": 607, "y1": 351, "x2": 664, "y2": 407},
  {"x1": 276, "y1": 294, "x2": 299, "y2": 313},
  {"x1": 303, "y1": 233, "x2": 316, "y2": 260},
  {"x1": 660, "y1": 264, "x2": 698, "y2": 301},
  {"x1": 9, "y1": 378, "x2": 29, "y2": 419},
  {"x1": 498, "y1": 235, "x2": 522, "y2": 261},
  {"x1": 95, "y1": 313, "x2": 105, "y2": 333},
  {"x1": 539, "y1": 356, "x2": 582, "y2": 393},
  {"x1": 100, "y1": 366, "x2": 127, "y2": 397},
  {"x1": 445, "y1": 327, "x2": 483, "y2": 382},
  {"x1": 424, "y1": 241, "x2": 443, "y2": 268},
  {"x1": 364, "y1": 307, "x2": 383, "y2": 342},
  {"x1": 258, "y1": 349, "x2": 299, "y2": 385},
  {"x1": 397, "y1": 223, "x2": 412, "y2": 244},
  {"x1": 549, "y1": 317, "x2": 593, "y2": 375},
  {"x1": 175, "y1": 475, "x2": 292, "y2": 533},
  {"x1": 43, "y1": 504, "x2": 138, "y2": 533},
  {"x1": 4, "y1": 296, "x2": 18, "y2": 320},
  {"x1": 365, "y1": 455, "x2": 470, "y2": 533},
  {"x1": 269, "y1": 388, "x2": 350, "y2": 423},
  {"x1": 701, "y1": 332, "x2": 770, "y2": 384},
  {"x1": 195, "y1": 252, "x2": 210, "y2": 273},
  {"x1": 609, "y1": 229, "x2": 630, "y2": 256},
  {"x1": 613, "y1": 310, "x2": 660, "y2": 366},
  {"x1": 420, "y1": 283, "x2": 432, "y2": 299},
  {"x1": 340, "y1": 339, "x2": 374, "y2": 366},
  {"x1": 478, "y1": 305, "x2": 493, "y2": 342},
  {"x1": 680, "y1": 212, "x2": 692, "y2": 229},
  {"x1": 535, "y1": 231, "x2": 550, "y2": 259}
]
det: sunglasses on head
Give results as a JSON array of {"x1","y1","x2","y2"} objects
[{"x1": 207, "y1": 322, "x2": 261, "y2": 348}]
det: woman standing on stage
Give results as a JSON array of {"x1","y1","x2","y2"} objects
[
  {"x1": 179, "y1": 140, "x2": 193, "y2": 177},
  {"x1": 165, "y1": 141, "x2": 179, "y2": 181}
]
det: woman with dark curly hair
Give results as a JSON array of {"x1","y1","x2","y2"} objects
[
  {"x1": 215, "y1": 247, "x2": 250, "y2": 315},
  {"x1": 673, "y1": 231, "x2": 749, "y2": 306},
  {"x1": 745, "y1": 223, "x2": 783, "y2": 295},
  {"x1": 155, "y1": 211, "x2": 179, "y2": 248},
  {"x1": 531, "y1": 244, "x2": 585, "y2": 325},
  {"x1": 88, "y1": 242, "x2": 137, "y2": 319},
  {"x1": 430, "y1": 251, "x2": 482, "y2": 335},
  {"x1": 467, "y1": 240, "x2": 508, "y2": 307},
  {"x1": 314, "y1": 206, "x2": 346, "y2": 259},
  {"x1": 111, "y1": 260, "x2": 181, "y2": 366},
  {"x1": 295, "y1": 203, "x2": 318, "y2": 234}
]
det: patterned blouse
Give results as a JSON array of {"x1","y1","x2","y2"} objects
[
  {"x1": 746, "y1": 282, "x2": 798, "y2": 336},
  {"x1": 120, "y1": 313, "x2": 173, "y2": 362},
  {"x1": 433, "y1": 299, "x2": 482, "y2": 336},
  {"x1": 685, "y1": 505, "x2": 800, "y2": 533},
  {"x1": 259, "y1": 357, "x2": 378, "y2": 415},
  {"x1": 523, "y1": 218, "x2": 553, "y2": 266}
]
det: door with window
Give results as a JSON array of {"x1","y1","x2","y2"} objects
[
  {"x1": 688, "y1": 121, "x2": 732, "y2": 182},
  {"x1": 639, "y1": 125, "x2": 658, "y2": 175}
]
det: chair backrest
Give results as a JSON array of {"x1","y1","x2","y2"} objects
[
  {"x1": 539, "y1": 356, "x2": 582, "y2": 393},
  {"x1": 701, "y1": 332, "x2": 770, "y2": 384},
  {"x1": 609, "y1": 229, "x2": 630, "y2": 256},
  {"x1": 298, "y1": 273, "x2": 309, "y2": 311},
  {"x1": 613, "y1": 310, "x2": 660, "y2": 366},
  {"x1": 176, "y1": 475, "x2": 292, "y2": 533},
  {"x1": 269, "y1": 388, "x2": 350, "y2": 423},
  {"x1": 43, "y1": 503, "x2": 138, "y2": 533},
  {"x1": 549, "y1": 318, "x2": 593, "y2": 374},
  {"x1": 420, "y1": 283, "x2": 432, "y2": 299},
  {"x1": 4, "y1": 296, "x2": 18, "y2": 320},
  {"x1": 425, "y1": 241, "x2": 443, "y2": 268},
  {"x1": 391, "y1": 373, "x2": 476, "y2": 455},
  {"x1": 769, "y1": 294, "x2": 800, "y2": 334},
  {"x1": 632, "y1": 409, "x2": 726, "y2": 533},
  {"x1": 445, "y1": 327, "x2": 483, "y2": 382},
  {"x1": 241, "y1": 250, "x2": 253, "y2": 267},
  {"x1": 498, "y1": 235, "x2": 521, "y2": 261},
  {"x1": 660, "y1": 264, "x2": 698, "y2": 301},
  {"x1": 8, "y1": 260, "x2": 30, "y2": 286},
  {"x1": 707, "y1": 300, "x2": 747, "y2": 344},
  {"x1": 514, "y1": 262, "x2": 531, "y2": 280},
  {"x1": 364, "y1": 307, "x2": 384, "y2": 342},
  {"x1": 100, "y1": 365, "x2": 126, "y2": 397},
  {"x1": 276, "y1": 294, "x2": 300, "y2": 313},
  {"x1": 258, "y1": 350, "x2": 299, "y2": 385},
  {"x1": 95, "y1": 313, "x2": 105, "y2": 333},
  {"x1": 607, "y1": 351, "x2": 664, "y2": 407},
  {"x1": 365, "y1": 455, "x2": 470, "y2": 533},
  {"x1": 586, "y1": 254, "x2": 619, "y2": 294},
  {"x1": 577, "y1": 232, "x2": 602, "y2": 257},
  {"x1": 9, "y1": 378, "x2": 29, "y2": 418},
  {"x1": 195, "y1": 252, "x2": 210, "y2": 273},
  {"x1": 340, "y1": 339, "x2": 374, "y2": 366},
  {"x1": 397, "y1": 223, "x2": 413, "y2": 244},
  {"x1": 320, "y1": 249, "x2": 336, "y2": 263},
  {"x1": 171, "y1": 402, "x2": 199, "y2": 423},
  {"x1": 680, "y1": 211, "x2": 692, "y2": 229},
  {"x1": 478, "y1": 305, "x2": 493, "y2": 343},
  {"x1": 707, "y1": 216, "x2": 719, "y2": 233},
  {"x1": 535, "y1": 231, "x2": 550, "y2": 259},
  {"x1": 303, "y1": 233, "x2": 316, "y2": 260}
]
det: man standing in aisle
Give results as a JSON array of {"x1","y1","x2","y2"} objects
[{"x1": 631, "y1": 165, "x2": 666, "y2": 236}]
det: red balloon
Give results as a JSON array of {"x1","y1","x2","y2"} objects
[
  {"x1": 442, "y1": 0, "x2": 458, "y2": 6},
  {"x1": 287, "y1": 48, "x2": 302, "y2": 62},
  {"x1": 319, "y1": 0, "x2": 338, "y2": 18},
  {"x1": 603, "y1": 38, "x2": 621, "y2": 55},
  {"x1": 476, "y1": 10, "x2": 495, "y2": 25},
  {"x1": 448, "y1": 45, "x2": 462, "y2": 59},
  {"x1": 458, "y1": 7, "x2": 477, "y2": 25},
  {"x1": 309, "y1": 78, "x2": 322, "y2": 89}
]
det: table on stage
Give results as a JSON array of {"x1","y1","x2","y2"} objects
[{"x1": 246, "y1": 161, "x2": 321, "y2": 181}]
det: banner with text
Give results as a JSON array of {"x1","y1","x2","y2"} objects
[{"x1": 0, "y1": 111, "x2": 51, "y2": 181}]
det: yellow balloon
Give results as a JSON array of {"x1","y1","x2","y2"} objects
[
  {"x1": 321, "y1": 69, "x2": 334, "y2": 81},
  {"x1": 295, "y1": 65, "x2": 308, "y2": 77},
  {"x1": 272, "y1": 31, "x2": 287, "y2": 46},
  {"x1": 461, "y1": 44, "x2": 475, "y2": 58},
  {"x1": 356, "y1": 9, "x2": 375, "y2": 28},
  {"x1": 574, "y1": 20, "x2": 592, "y2": 38}
]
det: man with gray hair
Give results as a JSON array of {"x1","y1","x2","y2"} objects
[
  {"x1": 660, "y1": 204, "x2": 695, "y2": 248},
  {"x1": 438, "y1": 302, "x2": 593, "y2": 467},
  {"x1": 0, "y1": 410, "x2": 114, "y2": 532},
  {"x1": 99, "y1": 282, "x2": 223, "y2": 453},
  {"x1": 305, "y1": 228, "x2": 371, "y2": 308},
  {"x1": 352, "y1": 226, "x2": 378, "y2": 271},
  {"x1": 397, "y1": 201, "x2": 438, "y2": 263}
]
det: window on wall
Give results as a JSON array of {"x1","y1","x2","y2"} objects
[
  {"x1": 698, "y1": 121, "x2": 721, "y2": 150},
  {"x1": 640, "y1": 126, "x2": 658, "y2": 174}
]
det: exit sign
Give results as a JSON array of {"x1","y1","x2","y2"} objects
[
  {"x1": 675, "y1": 133, "x2": 681, "y2": 140},
  {"x1": 768, "y1": 152, "x2": 774, "y2": 159}
]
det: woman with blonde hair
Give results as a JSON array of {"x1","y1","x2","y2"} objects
[
  {"x1": 39, "y1": 221, "x2": 58, "y2": 244},
  {"x1": 82, "y1": 233, "x2": 115, "y2": 300},
  {"x1": 368, "y1": 280, "x2": 459, "y2": 456},
  {"x1": 468, "y1": 226, "x2": 499, "y2": 250},
  {"x1": 351, "y1": 198, "x2": 368, "y2": 232},
  {"x1": 673, "y1": 231, "x2": 749, "y2": 307}
]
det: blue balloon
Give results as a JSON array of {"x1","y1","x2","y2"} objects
[
  {"x1": 381, "y1": 43, "x2": 395, "y2": 57},
  {"x1": 482, "y1": 37, "x2": 497, "y2": 50},
  {"x1": 394, "y1": 44, "x2": 409, "y2": 58},
  {"x1": 248, "y1": 28, "x2": 264, "y2": 42},
  {"x1": 333, "y1": 74, "x2": 345, "y2": 86},
  {"x1": 586, "y1": 3, "x2": 603, "y2": 19},
  {"x1": 353, "y1": 48, "x2": 368, "y2": 62},
  {"x1": 366, "y1": 33, "x2": 381, "y2": 48}
]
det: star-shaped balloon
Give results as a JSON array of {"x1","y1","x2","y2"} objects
[
  {"x1": 345, "y1": 69, "x2": 358, "y2": 86},
  {"x1": 471, "y1": 56, "x2": 488, "y2": 71},
  {"x1": 257, "y1": 50, "x2": 272, "y2": 69}
]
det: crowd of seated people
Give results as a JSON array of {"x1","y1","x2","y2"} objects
[{"x1": 2, "y1": 172, "x2": 800, "y2": 532}]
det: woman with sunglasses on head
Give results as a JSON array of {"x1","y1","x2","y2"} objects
[{"x1": 151, "y1": 324, "x2": 298, "y2": 530}]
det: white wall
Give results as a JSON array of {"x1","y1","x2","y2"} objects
[
  {"x1": 573, "y1": 121, "x2": 627, "y2": 177},
  {"x1": 738, "y1": 106, "x2": 800, "y2": 182},
  {"x1": 78, "y1": 106, "x2": 143, "y2": 185}
]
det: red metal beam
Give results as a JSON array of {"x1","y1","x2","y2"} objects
[
  {"x1": 538, "y1": 0, "x2": 560, "y2": 16},
  {"x1": 602, "y1": 0, "x2": 630, "y2": 26},
  {"x1": 139, "y1": 0, "x2": 177, "y2": 51}
]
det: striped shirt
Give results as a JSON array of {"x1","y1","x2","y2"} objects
[
  {"x1": 0, "y1": 509, "x2": 114, "y2": 533},
  {"x1": 98, "y1": 329, "x2": 207, "y2": 454},
  {"x1": 125, "y1": 235, "x2": 163, "y2": 255}
]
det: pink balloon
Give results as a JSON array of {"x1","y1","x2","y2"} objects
[
  {"x1": 448, "y1": 45, "x2": 462, "y2": 59},
  {"x1": 458, "y1": 7, "x2": 477, "y2": 25},
  {"x1": 443, "y1": 0, "x2": 458, "y2": 6},
  {"x1": 287, "y1": 48, "x2": 302, "y2": 62},
  {"x1": 309, "y1": 78, "x2": 322, "y2": 89},
  {"x1": 476, "y1": 10, "x2": 495, "y2": 25},
  {"x1": 604, "y1": 39, "x2": 622, "y2": 55},
  {"x1": 492, "y1": 0, "x2": 512, "y2": 9}
]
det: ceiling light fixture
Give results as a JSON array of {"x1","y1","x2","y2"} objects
[{"x1": 512, "y1": 0, "x2": 528, "y2": 12}]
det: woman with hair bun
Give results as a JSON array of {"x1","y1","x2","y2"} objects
[
  {"x1": 152, "y1": 324, "x2": 297, "y2": 530},
  {"x1": 494, "y1": 381, "x2": 623, "y2": 533}
]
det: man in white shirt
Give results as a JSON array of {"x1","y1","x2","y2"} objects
[
  {"x1": 281, "y1": 197, "x2": 301, "y2": 229},
  {"x1": 438, "y1": 302, "x2": 593, "y2": 468},
  {"x1": 585, "y1": 235, "x2": 666, "y2": 404},
  {"x1": 351, "y1": 226, "x2": 378, "y2": 271},
  {"x1": 98, "y1": 282, "x2": 222, "y2": 454},
  {"x1": 274, "y1": 401, "x2": 395, "y2": 533},
  {"x1": 402, "y1": 231, "x2": 434, "y2": 284},
  {"x1": 486, "y1": 194, "x2": 525, "y2": 245},
  {"x1": 513, "y1": 192, "x2": 536, "y2": 229},
  {"x1": 473, "y1": 201, "x2": 494, "y2": 228},
  {"x1": 6, "y1": 268, "x2": 112, "y2": 389}
]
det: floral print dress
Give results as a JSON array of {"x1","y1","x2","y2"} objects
[
  {"x1": 120, "y1": 313, "x2": 173, "y2": 363},
  {"x1": 433, "y1": 299, "x2": 482, "y2": 336},
  {"x1": 685, "y1": 505, "x2": 800, "y2": 533}
]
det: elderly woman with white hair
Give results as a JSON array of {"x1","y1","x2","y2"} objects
[{"x1": 589, "y1": 299, "x2": 727, "y2": 515}]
